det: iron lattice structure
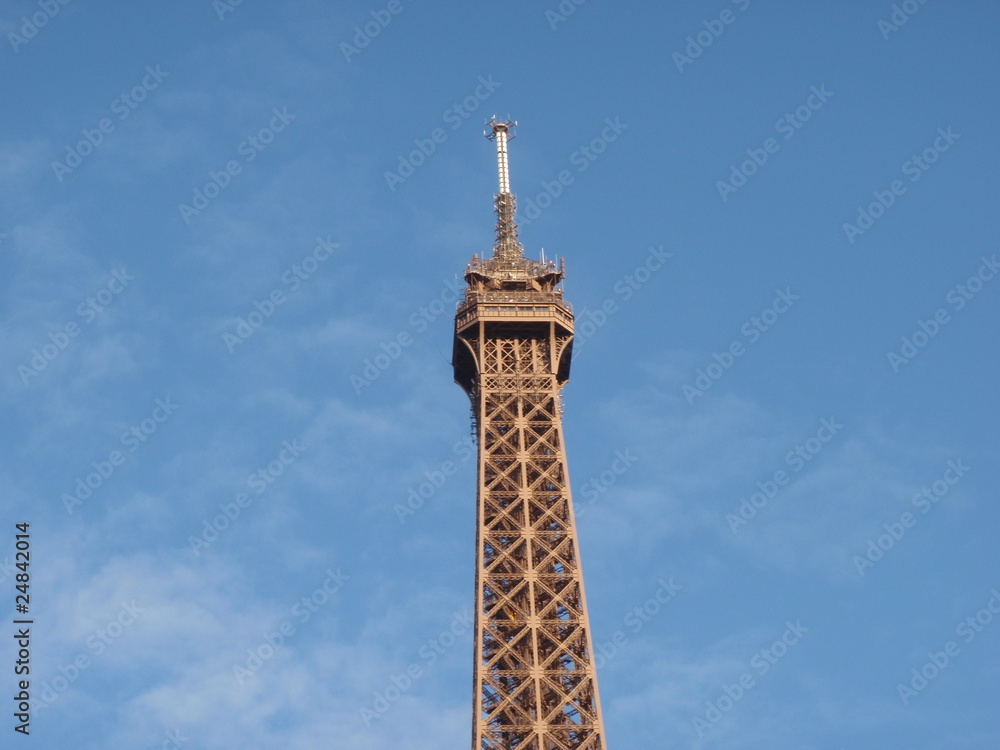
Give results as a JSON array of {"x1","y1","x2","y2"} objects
[{"x1": 453, "y1": 119, "x2": 607, "y2": 750}]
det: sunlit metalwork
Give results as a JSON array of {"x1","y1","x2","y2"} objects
[{"x1": 453, "y1": 118, "x2": 607, "y2": 750}]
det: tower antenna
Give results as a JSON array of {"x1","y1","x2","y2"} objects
[{"x1": 485, "y1": 117, "x2": 522, "y2": 261}]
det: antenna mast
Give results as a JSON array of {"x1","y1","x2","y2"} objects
[{"x1": 485, "y1": 117, "x2": 522, "y2": 261}]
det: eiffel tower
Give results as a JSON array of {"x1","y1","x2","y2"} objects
[{"x1": 452, "y1": 118, "x2": 607, "y2": 750}]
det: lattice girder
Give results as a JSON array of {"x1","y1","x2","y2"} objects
[{"x1": 456, "y1": 307, "x2": 607, "y2": 750}]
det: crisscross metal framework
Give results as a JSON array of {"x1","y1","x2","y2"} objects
[{"x1": 454, "y1": 309, "x2": 606, "y2": 750}]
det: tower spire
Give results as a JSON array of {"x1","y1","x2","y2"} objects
[{"x1": 485, "y1": 117, "x2": 522, "y2": 261}]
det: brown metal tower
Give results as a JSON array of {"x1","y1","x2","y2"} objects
[{"x1": 453, "y1": 119, "x2": 607, "y2": 750}]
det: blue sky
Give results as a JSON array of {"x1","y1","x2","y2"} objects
[{"x1": 1, "y1": 0, "x2": 998, "y2": 747}]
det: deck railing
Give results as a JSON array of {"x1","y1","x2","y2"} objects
[{"x1": 456, "y1": 293, "x2": 574, "y2": 329}]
